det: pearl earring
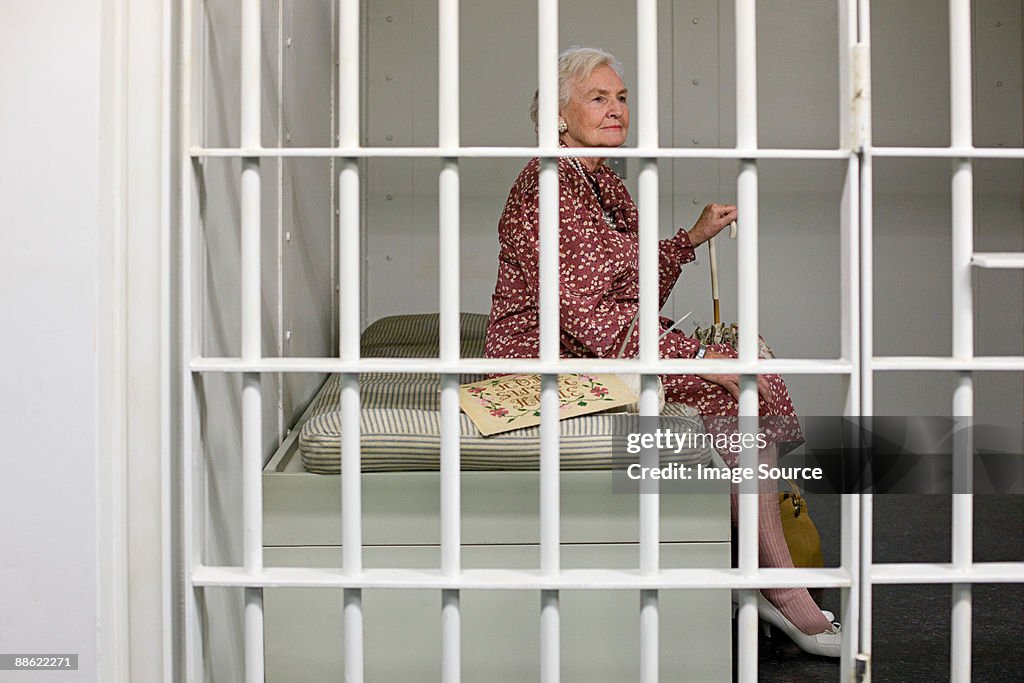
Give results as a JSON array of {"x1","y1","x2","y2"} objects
[{"x1": 558, "y1": 120, "x2": 568, "y2": 133}]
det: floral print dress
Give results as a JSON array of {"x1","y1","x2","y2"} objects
[{"x1": 483, "y1": 156, "x2": 800, "y2": 446}]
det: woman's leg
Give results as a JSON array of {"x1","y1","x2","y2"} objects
[
  {"x1": 731, "y1": 444, "x2": 832, "y2": 635},
  {"x1": 662, "y1": 370, "x2": 832, "y2": 635}
]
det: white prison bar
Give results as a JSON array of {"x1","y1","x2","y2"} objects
[
  {"x1": 839, "y1": 156, "x2": 860, "y2": 413},
  {"x1": 438, "y1": 0, "x2": 461, "y2": 680},
  {"x1": 838, "y1": 0, "x2": 864, "y2": 667},
  {"x1": 735, "y1": 2, "x2": 759, "y2": 680},
  {"x1": 159, "y1": 0, "x2": 176, "y2": 676},
  {"x1": 871, "y1": 146, "x2": 1024, "y2": 158},
  {"x1": 189, "y1": 356, "x2": 861, "y2": 374},
  {"x1": 636, "y1": 1, "x2": 660, "y2": 679},
  {"x1": 949, "y1": 0, "x2": 974, "y2": 678},
  {"x1": 190, "y1": 145, "x2": 852, "y2": 160},
  {"x1": 867, "y1": 356, "x2": 1024, "y2": 371},
  {"x1": 873, "y1": 562, "x2": 1024, "y2": 584},
  {"x1": 239, "y1": 0, "x2": 264, "y2": 680},
  {"x1": 338, "y1": 0, "x2": 363, "y2": 681},
  {"x1": 972, "y1": 253, "x2": 1024, "y2": 268},
  {"x1": 859, "y1": 90, "x2": 877, "y2": 669},
  {"x1": 536, "y1": 1, "x2": 559, "y2": 680},
  {"x1": 192, "y1": 563, "x2": 1024, "y2": 589},
  {"x1": 192, "y1": 566, "x2": 856, "y2": 590},
  {"x1": 179, "y1": 0, "x2": 203, "y2": 676}
]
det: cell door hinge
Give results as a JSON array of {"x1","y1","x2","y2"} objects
[
  {"x1": 851, "y1": 43, "x2": 871, "y2": 152},
  {"x1": 855, "y1": 652, "x2": 871, "y2": 683}
]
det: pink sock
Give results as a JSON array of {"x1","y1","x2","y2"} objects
[{"x1": 729, "y1": 444, "x2": 833, "y2": 636}]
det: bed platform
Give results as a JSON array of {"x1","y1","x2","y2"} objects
[{"x1": 261, "y1": 314, "x2": 733, "y2": 682}]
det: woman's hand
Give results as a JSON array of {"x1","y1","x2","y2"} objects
[
  {"x1": 686, "y1": 203, "x2": 738, "y2": 247},
  {"x1": 697, "y1": 347, "x2": 775, "y2": 405}
]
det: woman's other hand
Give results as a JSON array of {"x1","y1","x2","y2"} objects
[
  {"x1": 697, "y1": 347, "x2": 775, "y2": 405},
  {"x1": 686, "y1": 203, "x2": 738, "y2": 247}
]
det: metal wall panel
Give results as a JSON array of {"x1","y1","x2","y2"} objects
[{"x1": 281, "y1": 1, "x2": 334, "y2": 428}]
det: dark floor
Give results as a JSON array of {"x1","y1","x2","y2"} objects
[{"x1": 739, "y1": 494, "x2": 1024, "y2": 682}]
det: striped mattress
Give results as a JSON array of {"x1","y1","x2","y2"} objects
[{"x1": 299, "y1": 313, "x2": 714, "y2": 474}]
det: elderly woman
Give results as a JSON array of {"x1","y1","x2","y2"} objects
[{"x1": 484, "y1": 46, "x2": 841, "y2": 657}]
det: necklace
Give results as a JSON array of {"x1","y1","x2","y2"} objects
[{"x1": 568, "y1": 157, "x2": 618, "y2": 229}]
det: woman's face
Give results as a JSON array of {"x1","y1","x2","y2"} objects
[{"x1": 560, "y1": 64, "x2": 629, "y2": 148}]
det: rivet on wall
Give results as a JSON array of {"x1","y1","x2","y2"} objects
[
  {"x1": 692, "y1": 17, "x2": 700, "y2": 25},
  {"x1": 691, "y1": 138, "x2": 700, "y2": 145},
  {"x1": 386, "y1": 194, "x2": 394, "y2": 201},
  {"x1": 996, "y1": 80, "x2": 1004, "y2": 88},
  {"x1": 995, "y1": 20, "x2": 1003, "y2": 27},
  {"x1": 386, "y1": 15, "x2": 393, "y2": 23},
  {"x1": 285, "y1": 132, "x2": 291, "y2": 142},
  {"x1": 286, "y1": 37, "x2": 292, "y2": 47},
  {"x1": 692, "y1": 198, "x2": 700, "y2": 205},
  {"x1": 385, "y1": 73, "x2": 394, "y2": 81},
  {"x1": 692, "y1": 78, "x2": 700, "y2": 86},
  {"x1": 386, "y1": 135, "x2": 394, "y2": 141},
  {"x1": 285, "y1": 330, "x2": 293, "y2": 342},
  {"x1": 385, "y1": 254, "x2": 393, "y2": 262},
  {"x1": 285, "y1": 231, "x2": 292, "y2": 242}
]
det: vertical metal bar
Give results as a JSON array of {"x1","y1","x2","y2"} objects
[
  {"x1": 735, "y1": 1, "x2": 759, "y2": 680},
  {"x1": 637, "y1": 1, "x2": 660, "y2": 680},
  {"x1": 841, "y1": 491, "x2": 862, "y2": 670},
  {"x1": 438, "y1": 0, "x2": 461, "y2": 680},
  {"x1": 159, "y1": 0, "x2": 177, "y2": 676},
  {"x1": 339, "y1": 0, "x2": 363, "y2": 681},
  {"x1": 274, "y1": 0, "x2": 286, "y2": 444},
  {"x1": 839, "y1": 0, "x2": 870, "y2": 672},
  {"x1": 855, "y1": 0, "x2": 875, "y2": 667},
  {"x1": 329, "y1": 1, "x2": 338, "y2": 354},
  {"x1": 240, "y1": 0, "x2": 264, "y2": 680},
  {"x1": 537, "y1": 1, "x2": 559, "y2": 680},
  {"x1": 737, "y1": 380, "x2": 760, "y2": 683},
  {"x1": 949, "y1": 1, "x2": 974, "y2": 679},
  {"x1": 180, "y1": 0, "x2": 204, "y2": 678},
  {"x1": 838, "y1": 0, "x2": 861, "y2": 413}
]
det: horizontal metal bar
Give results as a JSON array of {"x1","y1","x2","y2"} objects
[
  {"x1": 190, "y1": 145, "x2": 851, "y2": 160},
  {"x1": 871, "y1": 562, "x2": 1024, "y2": 584},
  {"x1": 972, "y1": 253, "x2": 1024, "y2": 269},
  {"x1": 192, "y1": 566, "x2": 853, "y2": 590},
  {"x1": 870, "y1": 146, "x2": 1024, "y2": 159},
  {"x1": 189, "y1": 356, "x2": 855, "y2": 375},
  {"x1": 872, "y1": 356, "x2": 1024, "y2": 371}
]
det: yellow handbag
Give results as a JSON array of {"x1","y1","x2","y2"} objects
[
  {"x1": 779, "y1": 480, "x2": 823, "y2": 569},
  {"x1": 779, "y1": 480, "x2": 824, "y2": 604}
]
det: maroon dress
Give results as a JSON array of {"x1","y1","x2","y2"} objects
[{"x1": 484, "y1": 156, "x2": 800, "y2": 455}]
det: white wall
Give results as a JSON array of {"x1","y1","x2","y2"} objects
[{"x1": 0, "y1": 1, "x2": 103, "y2": 680}]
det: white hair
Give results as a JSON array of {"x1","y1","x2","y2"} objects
[{"x1": 529, "y1": 46, "x2": 624, "y2": 132}]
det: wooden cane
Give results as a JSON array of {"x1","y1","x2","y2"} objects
[
  {"x1": 709, "y1": 236, "x2": 721, "y2": 324},
  {"x1": 708, "y1": 221, "x2": 737, "y2": 325}
]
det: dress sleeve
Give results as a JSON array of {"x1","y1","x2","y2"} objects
[{"x1": 657, "y1": 228, "x2": 697, "y2": 308}]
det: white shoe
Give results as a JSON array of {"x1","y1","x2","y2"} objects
[{"x1": 755, "y1": 592, "x2": 842, "y2": 658}]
